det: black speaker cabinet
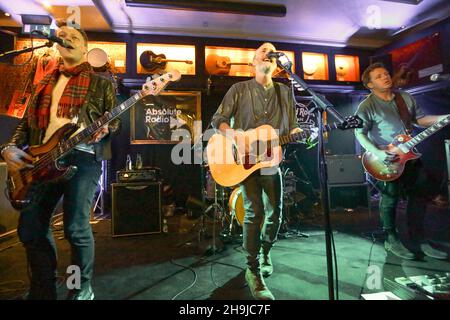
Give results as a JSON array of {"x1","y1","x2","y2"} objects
[
  {"x1": 112, "y1": 182, "x2": 162, "y2": 237},
  {"x1": 328, "y1": 183, "x2": 370, "y2": 211},
  {"x1": 0, "y1": 162, "x2": 19, "y2": 235},
  {"x1": 326, "y1": 154, "x2": 366, "y2": 185}
]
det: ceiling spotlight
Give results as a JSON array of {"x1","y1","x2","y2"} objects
[
  {"x1": 4, "y1": 12, "x2": 11, "y2": 17},
  {"x1": 42, "y1": 0, "x2": 52, "y2": 9}
]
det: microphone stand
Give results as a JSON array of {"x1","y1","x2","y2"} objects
[
  {"x1": 274, "y1": 53, "x2": 347, "y2": 300},
  {"x1": 0, "y1": 41, "x2": 54, "y2": 62}
]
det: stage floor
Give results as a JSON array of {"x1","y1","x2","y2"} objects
[{"x1": 0, "y1": 201, "x2": 449, "y2": 300}]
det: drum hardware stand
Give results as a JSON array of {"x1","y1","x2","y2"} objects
[{"x1": 90, "y1": 160, "x2": 107, "y2": 223}]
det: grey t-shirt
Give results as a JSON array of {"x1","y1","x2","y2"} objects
[
  {"x1": 355, "y1": 91, "x2": 425, "y2": 146},
  {"x1": 211, "y1": 78, "x2": 298, "y2": 136}
]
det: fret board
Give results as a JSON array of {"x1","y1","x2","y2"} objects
[
  {"x1": 50, "y1": 92, "x2": 144, "y2": 160},
  {"x1": 402, "y1": 115, "x2": 450, "y2": 150}
]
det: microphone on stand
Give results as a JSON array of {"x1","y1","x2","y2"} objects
[
  {"x1": 267, "y1": 51, "x2": 293, "y2": 71},
  {"x1": 32, "y1": 30, "x2": 74, "y2": 49},
  {"x1": 266, "y1": 51, "x2": 285, "y2": 59},
  {"x1": 430, "y1": 73, "x2": 450, "y2": 81}
]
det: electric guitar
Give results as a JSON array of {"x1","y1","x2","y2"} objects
[
  {"x1": 206, "y1": 116, "x2": 362, "y2": 187},
  {"x1": 363, "y1": 115, "x2": 450, "y2": 181},
  {"x1": 7, "y1": 70, "x2": 181, "y2": 210}
]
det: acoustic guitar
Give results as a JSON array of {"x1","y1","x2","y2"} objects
[
  {"x1": 207, "y1": 116, "x2": 362, "y2": 187},
  {"x1": 7, "y1": 70, "x2": 181, "y2": 210},
  {"x1": 205, "y1": 54, "x2": 253, "y2": 75},
  {"x1": 140, "y1": 50, "x2": 193, "y2": 72}
]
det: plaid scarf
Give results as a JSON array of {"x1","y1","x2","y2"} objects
[{"x1": 28, "y1": 61, "x2": 93, "y2": 129}]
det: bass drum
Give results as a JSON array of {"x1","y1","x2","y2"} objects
[{"x1": 228, "y1": 187, "x2": 245, "y2": 226}]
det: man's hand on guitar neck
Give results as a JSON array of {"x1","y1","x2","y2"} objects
[{"x1": 1, "y1": 146, "x2": 35, "y2": 172}]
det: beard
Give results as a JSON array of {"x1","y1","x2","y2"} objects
[{"x1": 257, "y1": 63, "x2": 274, "y2": 75}]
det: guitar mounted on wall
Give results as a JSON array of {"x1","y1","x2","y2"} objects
[
  {"x1": 140, "y1": 50, "x2": 192, "y2": 73},
  {"x1": 6, "y1": 70, "x2": 181, "y2": 210},
  {"x1": 205, "y1": 54, "x2": 253, "y2": 75}
]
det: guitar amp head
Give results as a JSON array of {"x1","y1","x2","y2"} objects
[{"x1": 116, "y1": 167, "x2": 161, "y2": 183}]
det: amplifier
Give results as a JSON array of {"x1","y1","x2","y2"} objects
[
  {"x1": 116, "y1": 167, "x2": 161, "y2": 183},
  {"x1": 326, "y1": 154, "x2": 366, "y2": 185}
]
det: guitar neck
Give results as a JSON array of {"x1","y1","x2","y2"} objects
[
  {"x1": 278, "y1": 123, "x2": 338, "y2": 146},
  {"x1": 160, "y1": 59, "x2": 192, "y2": 64},
  {"x1": 53, "y1": 91, "x2": 144, "y2": 158},
  {"x1": 402, "y1": 115, "x2": 450, "y2": 150}
]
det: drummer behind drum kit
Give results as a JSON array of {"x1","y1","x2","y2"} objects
[{"x1": 87, "y1": 47, "x2": 119, "y2": 94}]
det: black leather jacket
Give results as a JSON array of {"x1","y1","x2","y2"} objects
[{"x1": 3, "y1": 73, "x2": 120, "y2": 161}]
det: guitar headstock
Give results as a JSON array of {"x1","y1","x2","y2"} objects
[
  {"x1": 337, "y1": 115, "x2": 363, "y2": 130},
  {"x1": 141, "y1": 70, "x2": 181, "y2": 97}
]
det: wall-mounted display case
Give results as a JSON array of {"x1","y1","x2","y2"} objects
[
  {"x1": 87, "y1": 41, "x2": 126, "y2": 74},
  {"x1": 302, "y1": 52, "x2": 329, "y2": 80},
  {"x1": 137, "y1": 43, "x2": 195, "y2": 75},
  {"x1": 334, "y1": 54, "x2": 360, "y2": 82},
  {"x1": 205, "y1": 46, "x2": 295, "y2": 77}
]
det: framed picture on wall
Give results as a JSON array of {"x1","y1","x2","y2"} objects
[{"x1": 131, "y1": 91, "x2": 201, "y2": 144}]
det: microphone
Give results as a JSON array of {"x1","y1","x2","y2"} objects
[
  {"x1": 32, "y1": 30, "x2": 74, "y2": 49},
  {"x1": 430, "y1": 73, "x2": 450, "y2": 82},
  {"x1": 266, "y1": 51, "x2": 284, "y2": 59}
]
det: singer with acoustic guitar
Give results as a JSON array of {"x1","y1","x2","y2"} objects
[
  {"x1": 211, "y1": 42, "x2": 303, "y2": 300},
  {"x1": 354, "y1": 62, "x2": 449, "y2": 261}
]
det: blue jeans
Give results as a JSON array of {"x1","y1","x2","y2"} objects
[
  {"x1": 18, "y1": 150, "x2": 102, "y2": 299},
  {"x1": 377, "y1": 160, "x2": 429, "y2": 240},
  {"x1": 240, "y1": 168, "x2": 283, "y2": 272}
]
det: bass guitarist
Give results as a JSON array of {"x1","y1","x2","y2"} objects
[
  {"x1": 211, "y1": 42, "x2": 302, "y2": 300},
  {"x1": 354, "y1": 62, "x2": 448, "y2": 260},
  {"x1": 0, "y1": 24, "x2": 119, "y2": 299}
]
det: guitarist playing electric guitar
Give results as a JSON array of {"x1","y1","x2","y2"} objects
[
  {"x1": 0, "y1": 24, "x2": 179, "y2": 300},
  {"x1": 355, "y1": 62, "x2": 449, "y2": 261},
  {"x1": 211, "y1": 42, "x2": 302, "y2": 301}
]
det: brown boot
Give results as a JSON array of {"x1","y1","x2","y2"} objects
[
  {"x1": 260, "y1": 250, "x2": 273, "y2": 277},
  {"x1": 245, "y1": 268, "x2": 275, "y2": 300}
]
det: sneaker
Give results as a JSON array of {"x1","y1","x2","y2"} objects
[
  {"x1": 260, "y1": 251, "x2": 273, "y2": 277},
  {"x1": 66, "y1": 285, "x2": 95, "y2": 300},
  {"x1": 384, "y1": 239, "x2": 416, "y2": 260},
  {"x1": 245, "y1": 268, "x2": 275, "y2": 300},
  {"x1": 420, "y1": 243, "x2": 448, "y2": 260}
]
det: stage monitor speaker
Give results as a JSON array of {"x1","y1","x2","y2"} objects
[
  {"x1": 0, "y1": 162, "x2": 19, "y2": 236},
  {"x1": 326, "y1": 154, "x2": 366, "y2": 185},
  {"x1": 112, "y1": 181, "x2": 162, "y2": 237},
  {"x1": 328, "y1": 183, "x2": 370, "y2": 211}
]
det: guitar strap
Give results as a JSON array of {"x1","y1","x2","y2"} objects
[
  {"x1": 394, "y1": 92, "x2": 413, "y2": 135},
  {"x1": 274, "y1": 82, "x2": 288, "y2": 135}
]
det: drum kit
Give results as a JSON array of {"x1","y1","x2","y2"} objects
[{"x1": 203, "y1": 160, "x2": 310, "y2": 238}]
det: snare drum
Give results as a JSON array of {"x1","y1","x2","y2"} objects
[{"x1": 228, "y1": 187, "x2": 245, "y2": 226}]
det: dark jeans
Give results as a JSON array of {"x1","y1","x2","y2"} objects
[
  {"x1": 240, "y1": 168, "x2": 283, "y2": 272},
  {"x1": 376, "y1": 160, "x2": 430, "y2": 241},
  {"x1": 18, "y1": 150, "x2": 102, "y2": 299}
]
